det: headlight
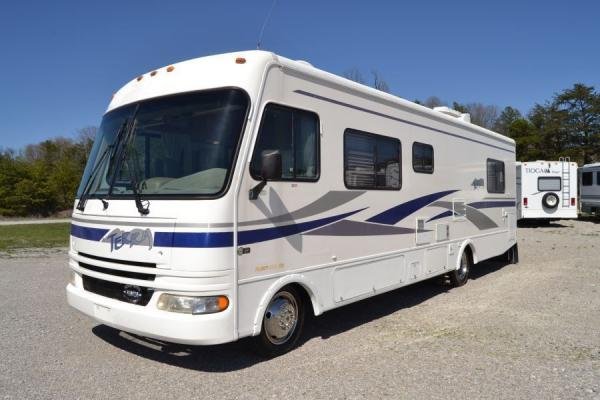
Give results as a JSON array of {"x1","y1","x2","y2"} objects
[{"x1": 157, "y1": 294, "x2": 229, "y2": 315}]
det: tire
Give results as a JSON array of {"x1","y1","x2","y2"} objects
[
  {"x1": 542, "y1": 192, "x2": 559, "y2": 209},
  {"x1": 449, "y1": 249, "x2": 471, "y2": 287},
  {"x1": 508, "y1": 244, "x2": 519, "y2": 264},
  {"x1": 253, "y1": 285, "x2": 305, "y2": 357}
]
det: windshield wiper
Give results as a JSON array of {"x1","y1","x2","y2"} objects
[
  {"x1": 124, "y1": 141, "x2": 150, "y2": 215},
  {"x1": 113, "y1": 112, "x2": 150, "y2": 215},
  {"x1": 76, "y1": 120, "x2": 128, "y2": 212}
]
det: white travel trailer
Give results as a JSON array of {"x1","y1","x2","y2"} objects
[
  {"x1": 67, "y1": 51, "x2": 517, "y2": 356},
  {"x1": 516, "y1": 159, "x2": 578, "y2": 220},
  {"x1": 580, "y1": 162, "x2": 600, "y2": 215}
]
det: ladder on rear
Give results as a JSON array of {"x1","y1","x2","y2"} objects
[{"x1": 559, "y1": 157, "x2": 571, "y2": 207}]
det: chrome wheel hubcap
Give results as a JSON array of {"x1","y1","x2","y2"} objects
[{"x1": 264, "y1": 291, "x2": 298, "y2": 345}]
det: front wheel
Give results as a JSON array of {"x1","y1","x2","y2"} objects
[
  {"x1": 253, "y1": 286, "x2": 305, "y2": 357},
  {"x1": 449, "y1": 249, "x2": 471, "y2": 287}
]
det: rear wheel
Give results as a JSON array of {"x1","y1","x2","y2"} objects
[
  {"x1": 449, "y1": 249, "x2": 471, "y2": 287},
  {"x1": 253, "y1": 286, "x2": 305, "y2": 357}
]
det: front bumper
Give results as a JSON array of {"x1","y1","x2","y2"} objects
[{"x1": 66, "y1": 283, "x2": 235, "y2": 345}]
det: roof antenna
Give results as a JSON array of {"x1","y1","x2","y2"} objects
[{"x1": 257, "y1": 0, "x2": 278, "y2": 50}]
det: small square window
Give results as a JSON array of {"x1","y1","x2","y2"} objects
[
  {"x1": 487, "y1": 159, "x2": 505, "y2": 193},
  {"x1": 412, "y1": 142, "x2": 434, "y2": 173}
]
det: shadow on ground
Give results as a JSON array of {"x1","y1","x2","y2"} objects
[
  {"x1": 93, "y1": 257, "x2": 511, "y2": 372},
  {"x1": 517, "y1": 220, "x2": 570, "y2": 229}
]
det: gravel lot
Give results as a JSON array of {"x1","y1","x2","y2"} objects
[{"x1": 1, "y1": 220, "x2": 599, "y2": 399}]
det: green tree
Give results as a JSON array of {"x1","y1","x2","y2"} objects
[
  {"x1": 494, "y1": 106, "x2": 522, "y2": 136},
  {"x1": 554, "y1": 83, "x2": 600, "y2": 164}
]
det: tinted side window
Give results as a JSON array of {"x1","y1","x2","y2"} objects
[
  {"x1": 344, "y1": 129, "x2": 401, "y2": 190},
  {"x1": 412, "y1": 142, "x2": 434, "y2": 173},
  {"x1": 597, "y1": 171, "x2": 600, "y2": 186},
  {"x1": 487, "y1": 159, "x2": 505, "y2": 193},
  {"x1": 582, "y1": 172, "x2": 593, "y2": 186},
  {"x1": 250, "y1": 104, "x2": 319, "y2": 181}
]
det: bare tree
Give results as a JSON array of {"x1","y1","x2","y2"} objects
[
  {"x1": 423, "y1": 96, "x2": 446, "y2": 109},
  {"x1": 371, "y1": 70, "x2": 390, "y2": 93},
  {"x1": 343, "y1": 68, "x2": 365, "y2": 84},
  {"x1": 465, "y1": 103, "x2": 499, "y2": 130},
  {"x1": 76, "y1": 126, "x2": 98, "y2": 155}
]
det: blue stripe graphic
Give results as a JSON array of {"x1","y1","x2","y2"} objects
[
  {"x1": 238, "y1": 209, "x2": 364, "y2": 246},
  {"x1": 70, "y1": 209, "x2": 364, "y2": 248},
  {"x1": 70, "y1": 224, "x2": 109, "y2": 241},
  {"x1": 366, "y1": 190, "x2": 458, "y2": 225},
  {"x1": 427, "y1": 210, "x2": 454, "y2": 222},
  {"x1": 468, "y1": 201, "x2": 515, "y2": 209}
]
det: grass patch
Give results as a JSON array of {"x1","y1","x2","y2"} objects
[{"x1": 0, "y1": 223, "x2": 70, "y2": 251}]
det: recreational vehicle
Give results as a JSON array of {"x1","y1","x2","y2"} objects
[
  {"x1": 67, "y1": 51, "x2": 518, "y2": 356},
  {"x1": 516, "y1": 159, "x2": 578, "y2": 221},
  {"x1": 580, "y1": 162, "x2": 600, "y2": 215}
]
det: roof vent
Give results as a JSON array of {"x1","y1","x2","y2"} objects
[
  {"x1": 295, "y1": 60, "x2": 313, "y2": 67},
  {"x1": 433, "y1": 106, "x2": 470, "y2": 123}
]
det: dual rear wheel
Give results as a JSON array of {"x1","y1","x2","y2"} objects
[{"x1": 448, "y1": 249, "x2": 472, "y2": 287}]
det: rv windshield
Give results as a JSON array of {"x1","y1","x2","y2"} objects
[{"x1": 77, "y1": 88, "x2": 249, "y2": 199}]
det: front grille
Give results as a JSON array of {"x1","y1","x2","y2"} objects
[
  {"x1": 77, "y1": 252, "x2": 156, "y2": 281},
  {"x1": 78, "y1": 252, "x2": 156, "y2": 268},
  {"x1": 82, "y1": 275, "x2": 154, "y2": 306},
  {"x1": 79, "y1": 262, "x2": 155, "y2": 281}
]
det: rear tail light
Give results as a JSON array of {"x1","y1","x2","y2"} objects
[
  {"x1": 571, "y1": 198, "x2": 576, "y2": 206},
  {"x1": 523, "y1": 197, "x2": 528, "y2": 207}
]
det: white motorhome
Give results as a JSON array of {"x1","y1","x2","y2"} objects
[
  {"x1": 67, "y1": 51, "x2": 517, "y2": 356},
  {"x1": 580, "y1": 162, "x2": 600, "y2": 215},
  {"x1": 516, "y1": 159, "x2": 578, "y2": 220}
]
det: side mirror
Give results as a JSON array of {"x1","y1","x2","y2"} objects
[{"x1": 249, "y1": 150, "x2": 282, "y2": 200}]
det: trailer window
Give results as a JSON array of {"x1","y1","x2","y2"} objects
[
  {"x1": 250, "y1": 104, "x2": 319, "y2": 181},
  {"x1": 412, "y1": 142, "x2": 434, "y2": 174},
  {"x1": 538, "y1": 177, "x2": 561, "y2": 191},
  {"x1": 344, "y1": 129, "x2": 401, "y2": 190},
  {"x1": 582, "y1": 172, "x2": 593, "y2": 186},
  {"x1": 486, "y1": 159, "x2": 505, "y2": 193}
]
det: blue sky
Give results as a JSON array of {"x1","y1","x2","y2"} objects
[{"x1": 1, "y1": 0, "x2": 598, "y2": 150}]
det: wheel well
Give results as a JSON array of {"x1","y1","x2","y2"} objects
[
  {"x1": 463, "y1": 244, "x2": 474, "y2": 264},
  {"x1": 286, "y1": 283, "x2": 315, "y2": 317}
]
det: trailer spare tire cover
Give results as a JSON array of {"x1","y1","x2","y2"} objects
[{"x1": 542, "y1": 192, "x2": 559, "y2": 209}]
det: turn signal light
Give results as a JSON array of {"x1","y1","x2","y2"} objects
[
  {"x1": 571, "y1": 198, "x2": 576, "y2": 206},
  {"x1": 523, "y1": 197, "x2": 528, "y2": 207},
  {"x1": 235, "y1": 57, "x2": 246, "y2": 64}
]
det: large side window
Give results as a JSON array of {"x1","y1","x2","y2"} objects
[
  {"x1": 582, "y1": 172, "x2": 593, "y2": 186},
  {"x1": 412, "y1": 142, "x2": 434, "y2": 174},
  {"x1": 487, "y1": 159, "x2": 505, "y2": 193},
  {"x1": 250, "y1": 103, "x2": 319, "y2": 181},
  {"x1": 344, "y1": 129, "x2": 401, "y2": 190},
  {"x1": 597, "y1": 172, "x2": 600, "y2": 186}
]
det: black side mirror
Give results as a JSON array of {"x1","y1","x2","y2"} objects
[{"x1": 249, "y1": 150, "x2": 282, "y2": 200}]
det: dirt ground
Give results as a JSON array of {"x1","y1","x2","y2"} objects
[{"x1": 0, "y1": 219, "x2": 599, "y2": 399}]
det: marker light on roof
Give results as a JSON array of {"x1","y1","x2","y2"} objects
[
  {"x1": 150, "y1": 70, "x2": 157, "y2": 77},
  {"x1": 235, "y1": 57, "x2": 246, "y2": 64},
  {"x1": 136, "y1": 76, "x2": 143, "y2": 81},
  {"x1": 166, "y1": 65, "x2": 175, "y2": 72}
]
